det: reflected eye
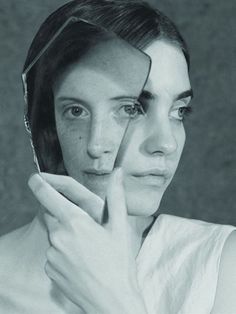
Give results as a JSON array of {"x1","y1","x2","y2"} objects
[
  {"x1": 64, "y1": 105, "x2": 90, "y2": 119},
  {"x1": 118, "y1": 102, "x2": 145, "y2": 119}
]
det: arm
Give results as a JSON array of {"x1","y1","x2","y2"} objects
[{"x1": 211, "y1": 230, "x2": 236, "y2": 314}]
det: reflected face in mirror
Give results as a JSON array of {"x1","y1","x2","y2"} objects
[
  {"x1": 54, "y1": 39, "x2": 192, "y2": 215},
  {"x1": 53, "y1": 62, "x2": 145, "y2": 199}
]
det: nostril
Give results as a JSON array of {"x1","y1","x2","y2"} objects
[
  {"x1": 152, "y1": 150, "x2": 165, "y2": 156},
  {"x1": 87, "y1": 143, "x2": 103, "y2": 159},
  {"x1": 144, "y1": 131, "x2": 178, "y2": 156}
]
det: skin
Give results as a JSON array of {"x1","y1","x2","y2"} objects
[
  {"x1": 29, "y1": 169, "x2": 149, "y2": 313},
  {"x1": 0, "y1": 39, "x2": 235, "y2": 313},
  {"x1": 54, "y1": 40, "x2": 192, "y2": 218},
  {"x1": 28, "y1": 40, "x2": 193, "y2": 312}
]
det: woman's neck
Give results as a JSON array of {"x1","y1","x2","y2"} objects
[{"x1": 126, "y1": 215, "x2": 156, "y2": 258}]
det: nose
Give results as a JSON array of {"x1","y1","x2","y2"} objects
[
  {"x1": 87, "y1": 116, "x2": 114, "y2": 158},
  {"x1": 143, "y1": 114, "x2": 178, "y2": 156}
]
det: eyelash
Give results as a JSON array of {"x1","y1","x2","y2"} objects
[
  {"x1": 62, "y1": 102, "x2": 192, "y2": 123},
  {"x1": 177, "y1": 106, "x2": 193, "y2": 120},
  {"x1": 120, "y1": 102, "x2": 146, "y2": 118},
  {"x1": 62, "y1": 102, "x2": 146, "y2": 121},
  {"x1": 63, "y1": 104, "x2": 90, "y2": 119}
]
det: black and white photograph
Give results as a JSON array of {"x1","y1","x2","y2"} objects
[{"x1": 0, "y1": 0, "x2": 235, "y2": 313}]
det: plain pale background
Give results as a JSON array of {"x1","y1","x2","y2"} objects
[{"x1": 0, "y1": 0, "x2": 235, "y2": 235}]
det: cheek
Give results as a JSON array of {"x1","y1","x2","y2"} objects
[
  {"x1": 175, "y1": 124, "x2": 186, "y2": 159},
  {"x1": 56, "y1": 120, "x2": 89, "y2": 168},
  {"x1": 168, "y1": 123, "x2": 186, "y2": 177},
  {"x1": 124, "y1": 181, "x2": 165, "y2": 216},
  {"x1": 61, "y1": 135, "x2": 85, "y2": 169}
]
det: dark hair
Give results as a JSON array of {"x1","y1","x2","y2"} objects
[{"x1": 23, "y1": 0, "x2": 190, "y2": 173}]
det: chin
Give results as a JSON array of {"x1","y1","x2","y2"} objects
[
  {"x1": 86, "y1": 184, "x2": 107, "y2": 200},
  {"x1": 125, "y1": 190, "x2": 163, "y2": 216}
]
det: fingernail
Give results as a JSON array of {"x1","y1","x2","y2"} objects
[{"x1": 39, "y1": 172, "x2": 47, "y2": 181}]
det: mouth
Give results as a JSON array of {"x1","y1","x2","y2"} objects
[
  {"x1": 82, "y1": 169, "x2": 112, "y2": 196},
  {"x1": 130, "y1": 168, "x2": 171, "y2": 187},
  {"x1": 83, "y1": 169, "x2": 112, "y2": 180}
]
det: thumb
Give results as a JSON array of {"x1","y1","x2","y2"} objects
[{"x1": 106, "y1": 168, "x2": 128, "y2": 234}]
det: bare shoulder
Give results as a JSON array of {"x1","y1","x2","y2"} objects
[
  {"x1": 0, "y1": 224, "x2": 30, "y2": 255},
  {"x1": 211, "y1": 230, "x2": 236, "y2": 314},
  {"x1": 0, "y1": 224, "x2": 31, "y2": 277},
  {"x1": 0, "y1": 223, "x2": 30, "y2": 244}
]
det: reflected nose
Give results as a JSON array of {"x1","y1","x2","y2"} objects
[
  {"x1": 87, "y1": 117, "x2": 113, "y2": 158},
  {"x1": 144, "y1": 116, "x2": 178, "y2": 156}
]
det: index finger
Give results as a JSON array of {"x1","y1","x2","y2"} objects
[{"x1": 106, "y1": 168, "x2": 128, "y2": 234}]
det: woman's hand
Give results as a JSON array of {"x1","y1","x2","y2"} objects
[
  {"x1": 28, "y1": 169, "x2": 148, "y2": 314},
  {"x1": 37, "y1": 172, "x2": 105, "y2": 224}
]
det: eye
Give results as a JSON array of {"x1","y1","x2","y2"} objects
[
  {"x1": 118, "y1": 102, "x2": 145, "y2": 119},
  {"x1": 170, "y1": 106, "x2": 192, "y2": 121},
  {"x1": 64, "y1": 105, "x2": 90, "y2": 119}
]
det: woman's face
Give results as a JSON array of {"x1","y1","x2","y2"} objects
[{"x1": 54, "y1": 40, "x2": 192, "y2": 216}]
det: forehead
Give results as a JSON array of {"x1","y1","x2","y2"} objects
[
  {"x1": 143, "y1": 40, "x2": 191, "y2": 95},
  {"x1": 54, "y1": 65, "x2": 133, "y2": 101},
  {"x1": 53, "y1": 36, "x2": 150, "y2": 103}
]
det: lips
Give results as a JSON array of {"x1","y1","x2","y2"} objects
[
  {"x1": 130, "y1": 168, "x2": 171, "y2": 187},
  {"x1": 84, "y1": 169, "x2": 112, "y2": 175},
  {"x1": 83, "y1": 167, "x2": 171, "y2": 188},
  {"x1": 132, "y1": 168, "x2": 170, "y2": 177},
  {"x1": 83, "y1": 169, "x2": 112, "y2": 188}
]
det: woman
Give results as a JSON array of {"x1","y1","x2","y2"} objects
[{"x1": 0, "y1": 1, "x2": 235, "y2": 313}]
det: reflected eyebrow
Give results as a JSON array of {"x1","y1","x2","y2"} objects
[
  {"x1": 55, "y1": 96, "x2": 88, "y2": 106},
  {"x1": 56, "y1": 95, "x2": 139, "y2": 105},
  {"x1": 54, "y1": 95, "x2": 141, "y2": 111},
  {"x1": 110, "y1": 95, "x2": 139, "y2": 101}
]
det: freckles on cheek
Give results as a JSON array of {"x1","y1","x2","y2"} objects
[
  {"x1": 57, "y1": 127, "x2": 87, "y2": 161},
  {"x1": 60, "y1": 136, "x2": 87, "y2": 174},
  {"x1": 56, "y1": 120, "x2": 88, "y2": 148}
]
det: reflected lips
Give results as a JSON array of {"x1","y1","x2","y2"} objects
[
  {"x1": 84, "y1": 169, "x2": 112, "y2": 179},
  {"x1": 84, "y1": 169, "x2": 112, "y2": 174}
]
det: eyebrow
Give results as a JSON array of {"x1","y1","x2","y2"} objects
[
  {"x1": 54, "y1": 95, "x2": 139, "y2": 107},
  {"x1": 175, "y1": 89, "x2": 194, "y2": 101},
  {"x1": 140, "y1": 88, "x2": 194, "y2": 101},
  {"x1": 55, "y1": 96, "x2": 88, "y2": 106},
  {"x1": 110, "y1": 95, "x2": 139, "y2": 101}
]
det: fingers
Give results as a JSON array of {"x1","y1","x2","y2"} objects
[
  {"x1": 106, "y1": 168, "x2": 128, "y2": 234},
  {"x1": 45, "y1": 248, "x2": 62, "y2": 281},
  {"x1": 40, "y1": 173, "x2": 104, "y2": 224},
  {"x1": 28, "y1": 174, "x2": 90, "y2": 223},
  {"x1": 44, "y1": 212, "x2": 59, "y2": 231}
]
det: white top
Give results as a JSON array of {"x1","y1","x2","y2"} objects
[
  {"x1": 137, "y1": 214, "x2": 236, "y2": 314},
  {"x1": 0, "y1": 214, "x2": 235, "y2": 313}
]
